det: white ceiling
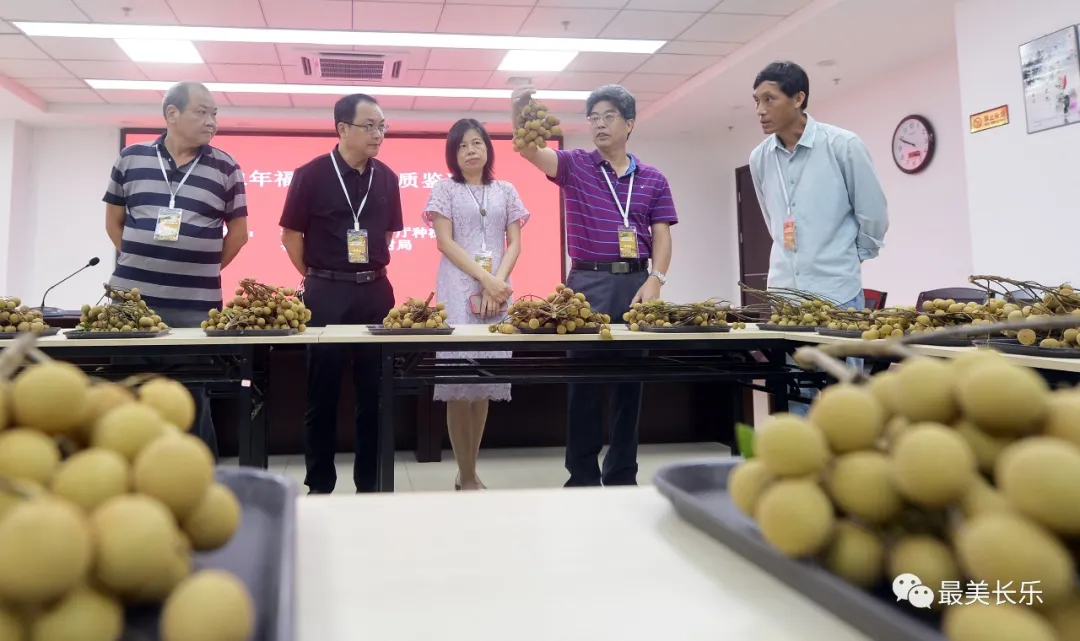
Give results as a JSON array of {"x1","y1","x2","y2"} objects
[{"x1": 0, "y1": 0, "x2": 959, "y2": 134}]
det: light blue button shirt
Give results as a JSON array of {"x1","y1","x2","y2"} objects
[{"x1": 748, "y1": 114, "x2": 889, "y2": 305}]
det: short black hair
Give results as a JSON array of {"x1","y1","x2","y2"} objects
[
  {"x1": 333, "y1": 93, "x2": 379, "y2": 132},
  {"x1": 586, "y1": 84, "x2": 636, "y2": 121},
  {"x1": 162, "y1": 81, "x2": 209, "y2": 118},
  {"x1": 445, "y1": 118, "x2": 495, "y2": 185},
  {"x1": 753, "y1": 61, "x2": 810, "y2": 110}
]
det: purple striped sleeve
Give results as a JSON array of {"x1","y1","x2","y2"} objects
[{"x1": 648, "y1": 176, "x2": 678, "y2": 225}]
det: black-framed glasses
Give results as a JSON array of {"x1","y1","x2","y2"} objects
[{"x1": 340, "y1": 121, "x2": 389, "y2": 136}]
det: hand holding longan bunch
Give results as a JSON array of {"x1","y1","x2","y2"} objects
[
  {"x1": 730, "y1": 348, "x2": 1080, "y2": 641},
  {"x1": 0, "y1": 297, "x2": 50, "y2": 335},
  {"x1": 77, "y1": 285, "x2": 168, "y2": 333},
  {"x1": 203, "y1": 278, "x2": 311, "y2": 333},
  {"x1": 489, "y1": 284, "x2": 612, "y2": 339},
  {"x1": 383, "y1": 292, "x2": 450, "y2": 330},
  {"x1": 511, "y1": 86, "x2": 561, "y2": 154},
  {"x1": 0, "y1": 334, "x2": 254, "y2": 641}
]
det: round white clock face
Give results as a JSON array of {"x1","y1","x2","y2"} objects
[{"x1": 892, "y1": 117, "x2": 933, "y2": 173}]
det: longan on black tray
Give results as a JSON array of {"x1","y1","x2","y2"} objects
[
  {"x1": 0, "y1": 332, "x2": 256, "y2": 641},
  {"x1": 512, "y1": 99, "x2": 562, "y2": 153},
  {"x1": 373, "y1": 293, "x2": 453, "y2": 335},
  {"x1": 971, "y1": 275, "x2": 1080, "y2": 353},
  {"x1": 739, "y1": 282, "x2": 845, "y2": 331},
  {"x1": 726, "y1": 319, "x2": 1080, "y2": 641},
  {"x1": 202, "y1": 278, "x2": 311, "y2": 336},
  {"x1": 623, "y1": 299, "x2": 742, "y2": 332},
  {"x1": 489, "y1": 284, "x2": 613, "y2": 340},
  {"x1": 0, "y1": 296, "x2": 58, "y2": 339},
  {"x1": 68, "y1": 285, "x2": 170, "y2": 339}
]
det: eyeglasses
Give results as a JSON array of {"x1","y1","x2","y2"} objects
[
  {"x1": 342, "y1": 122, "x2": 389, "y2": 136},
  {"x1": 586, "y1": 112, "x2": 622, "y2": 126}
]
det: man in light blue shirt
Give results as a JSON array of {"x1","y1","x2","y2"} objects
[
  {"x1": 748, "y1": 61, "x2": 888, "y2": 414},
  {"x1": 748, "y1": 61, "x2": 888, "y2": 311}
]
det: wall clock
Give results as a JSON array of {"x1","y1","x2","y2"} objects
[{"x1": 891, "y1": 114, "x2": 935, "y2": 174}]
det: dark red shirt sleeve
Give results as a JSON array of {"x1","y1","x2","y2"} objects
[{"x1": 278, "y1": 167, "x2": 309, "y2": 233}]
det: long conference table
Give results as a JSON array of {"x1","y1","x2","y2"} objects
[{"x1": 10, "y1": 324, "x2": 1080, "y2": 492}]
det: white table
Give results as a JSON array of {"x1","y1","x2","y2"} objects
[{"x1": 296, "y1": 486, "x2": 870, "y2": 641}]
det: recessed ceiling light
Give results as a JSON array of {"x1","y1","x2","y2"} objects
[
  {"x1": 116, "y1": 39, "x2": 203, "y2": 64},
  {"x1": 83, "y1": 79, "x2": 591, "y2": 101},
  {"x1": 15, "y1": 21, "x2": 664, "y2": 54},
  {"x1": 498, "y1": 50, "x2": 577, "y2": 72},
  {"x1": 816, "y1": 59, "x2": 836, "y2": 67}
]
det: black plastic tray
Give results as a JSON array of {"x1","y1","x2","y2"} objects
[
  {"x1": 366, "y1": 324, "x2": 455, "y2": 335},
  {"x1": 757, "y1": 323, "x2": 818, "y2": 332},
  {"x1": 518, "y1": 325, "x2": 601, "y2": 334},
  {"x1": 975, "y1": 338, "x2": 1080, "y2": 358},
  {"x1": 637, "y1": 324, "x2": 731, "y2": 333},
  {"x1": 901, "y1": 333, "x2": 973, "y2": 347},
  {"x1": 125, "y1": 466, "x2": 296, "y2": 641},
  {"x1": 654, "y1": 459, "x2": 946, "y2": 641},
  {"x1": 65, "y1": 329, "x2": 171, "y2": 339},
  {"x1": 0, "y1": 327, "x2": 60, "y2": 339},
  {"x1": 815, "y1": 328, "x2": 863, "y2": 338},
  {"x1": 205, "y1": 328, "x2": 298, "y2": 337}
]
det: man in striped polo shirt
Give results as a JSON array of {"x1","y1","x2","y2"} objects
[
  {"x1": 103, "y1": 81, "x2": 249, "y2": 456},
  {"x1": 511, "y1": 84, "x2": 678, "y2": 487}
]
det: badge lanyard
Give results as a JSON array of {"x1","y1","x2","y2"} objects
[
  {"x1": 466, "y1": 183, "x2": 489, "y2": 253},
  {"x1": 601, "y1": 166, "x2": 634, "y2": 228},
  {"x1": 773, "y1": 152, "x2": 793, "y2": 216},
  {"x1": 156, "y1": 147, "x2": 200, "y2": 210},
  {"x1": 331, "y1": 152, "x2": 375, "y2": 231}
]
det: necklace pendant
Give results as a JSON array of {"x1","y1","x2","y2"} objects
[{"x1": 480, "y1": 207, "x2": 486, "y2": 217}]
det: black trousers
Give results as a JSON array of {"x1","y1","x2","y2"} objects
[
  {"x1": 302, "y1": 274, "x2": 395, "y2": 493},
  {"x1": 564, "y1": 268, "x2": 649, "y2": 487}
]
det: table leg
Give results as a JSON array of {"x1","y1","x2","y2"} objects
[
  {"x1": 236, "y1": 345, "x2": 258, "y2": 467},
  {"x1": 377, "y1": 345, "x2": 396, "y2": 492}
]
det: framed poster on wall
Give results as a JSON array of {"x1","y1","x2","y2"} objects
[{"x1": 1019, "y1": 25, "x2": 1080, "y2": 134}]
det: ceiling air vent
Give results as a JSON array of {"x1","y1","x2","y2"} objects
[{"x1": 287, "y1": 48, "x2": 408, "y2": 84}]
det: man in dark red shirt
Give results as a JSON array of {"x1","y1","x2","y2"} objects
[
  {"x1": 512, "y1": 84, "x2": 678, "y2": 487},
  {"x1": 279, "y1": 93, "x2": 403, "y2": 494}
]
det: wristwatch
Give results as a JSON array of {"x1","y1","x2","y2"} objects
[{"x1": 650, "y1": 270, "x2": 667, "y2": 285}]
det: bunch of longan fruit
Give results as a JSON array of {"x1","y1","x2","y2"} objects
[
  {"x1": 512, "y1": 100, "x2": 562, "y2": 152},
  {"x1": 203, "y1": 278, "x2": 310, "y2": 333},
  {"x1": 0, "y1": 340, "x2": 253, "y2": 641},
  {"x1": 730, "y1": 349, "x2": 1080, "y2": 641},
  {"x1": 767, "y1": 299, "x2": 839, "y2": 327},
  {"x1": 382, "y1": 295, "x2": 450, "y2": 330},
  {"x1": 77, "y1": 286, "x2": 169, "y2": 333},
  {"x1": 623, "y1": 300, "x2": 744, "y2": 330},
  {"x1": 490, "y1": 284, "x2": 612, "y2": 340},
  {"x1": 0, "y1": 298, "x2": 50, "y2": 335}
]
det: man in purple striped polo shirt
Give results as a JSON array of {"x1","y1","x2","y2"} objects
[{"x1": 511, "y1": 84, "x2": 678, "y2": 487}]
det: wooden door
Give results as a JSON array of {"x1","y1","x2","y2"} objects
[{"x1": 735, "y1": 165, "x2": 773, "y2": 307}]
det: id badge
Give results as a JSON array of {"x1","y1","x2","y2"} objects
[
  {"x1": 347, "y1": 229, "x2": 369, "y2": 264},
  {"x1": 153, "y1": 208, "x2": 182, "y2": 242},
  {"x1": 474, "y1": 251, "x2": 494, "y2": 273},
  {"x1": 617, "y1": 226, "x2": 639, "y2": 259},
  {"x1": 783, "y1": 217, "x2": 796, "y2": 251}
]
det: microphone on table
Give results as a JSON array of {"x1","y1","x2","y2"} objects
[{"x1": 36, "y1": 257, "x2": 101, "y2": 316}]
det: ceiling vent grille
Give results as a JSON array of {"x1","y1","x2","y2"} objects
[{"x1": 287, "y1": 49, "x2": 408, "y2": 83}]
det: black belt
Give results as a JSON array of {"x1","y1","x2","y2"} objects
[
  {"x1": 305, "y1": 267, "x2": 386, "y2": 284},
  {"x1": 570, "y1": 259, "x2": 648, "y2": 274}
]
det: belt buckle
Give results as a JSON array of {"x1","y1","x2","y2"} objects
[
  {"x1": 611, "y1": 262, "x2": 630, "y2": 274},
  {"x1": 354, "y1": 272, "x2": 367, "y2": 283}
]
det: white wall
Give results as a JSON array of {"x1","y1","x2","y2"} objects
[
  {"x1": 7, "y1": 127, "x2": 121, "y2": 311},
  {"x1": 956, "y1": 0, "x2": 1080, "y2": 287},
  {"x1": 809, "y1": 46, "x2": 974, "y2": 307}
]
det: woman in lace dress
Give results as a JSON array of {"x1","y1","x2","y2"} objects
[{"x1": 423, "y1": 119, "x2": 530, "y2": 491}]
